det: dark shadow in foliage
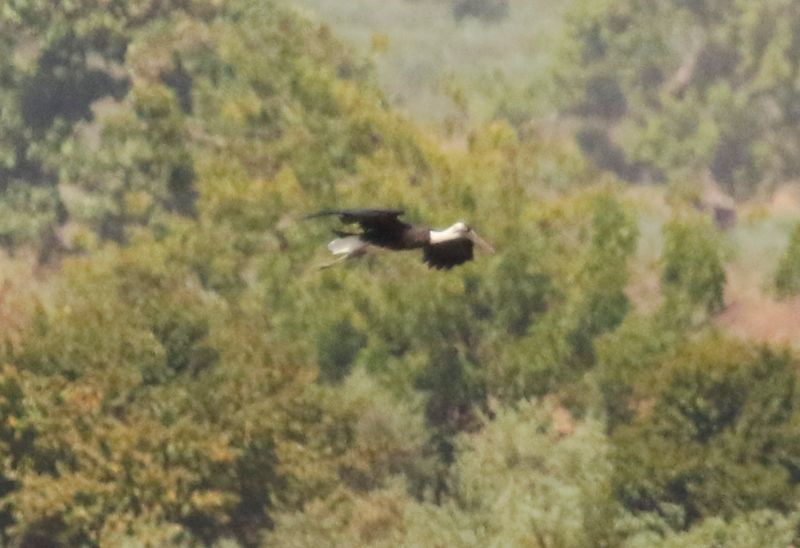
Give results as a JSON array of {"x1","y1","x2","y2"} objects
[
  {"x1": 229, "y1": 438, "x2": 280, "y2": 545},
  {"x1": 167, "y1": 157, "x2": 199, "y2": 217},
  {"x1": 580, "y1": 76, "x2": 627, "y2": 120},
  {"x1": 317, "y1": 317, "x2": 367, "y2": 383},
  {"x1": 568, "y1": 290, "x2": 629, "y2": 366},
  {"x1": 694, "y1": 43, "x2": 739, "y2": 90},
  {"x1": 638, "y1": 63, "x2": 665, "y2": 91},
  {"x1": 576, "y1": 128, "x2": 642, "y2": 181},
  {"x1": 147, "y1": 317, "x2": 219, "y2": 385},
  {"x1": 595, "y1": 307, "x2": 689, "y2": 430},
  {"x1": 36, "y1": 223, "x2": 69, "y2": 266},
  {"x1": 467, "y1": 258, "x2": 553, "y2": 337},
  {"x1": 710, "y1": 134, "x2": 753, "y2": 193},
  {"x1": 579, "y1": 22, "x2": 607, "y2": 64},
  {"x1": 567, "y1": 192, "x2": 638, "y2": 369},
  {"x1": 0, "y1": 149, "x2": 54, "y2": 192},
  {"x1": 415, "y1": 344, "x2": 486, "y2": 504},
  {"x1": 20, "y1": 33, "x2": 129, "y2": 134},
  {"x1": 452, "y1": 0, "x2": 509, "y2": 23},
  {"x1": 18, "y1": 524, "x2": 64, "y2": 548},
  {"x1": 161, "y1": 57, "x2": 194, "y2": 114},
  {"x1": 416, "y1": 346, "x2": 484, "y2": 433}
]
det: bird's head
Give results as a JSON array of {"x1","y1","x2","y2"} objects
[
  {"x1": 450, "y1": 221, "x2": 469, "y2": 235},
  {"x1": 444, "y1": 221, "x2": 495, "y2": 253}
]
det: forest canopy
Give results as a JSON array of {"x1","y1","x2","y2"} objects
[
  {"x1": 0, "y1": 0, "x2": 799, "y2": 546},
  {"x1": 556, "y1": 0, "x2": 800, "y2": 197}
]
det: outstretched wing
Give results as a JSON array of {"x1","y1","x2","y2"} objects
[
  {"x1": 305, "y1": 208, "x2": 411, "y2": 248},
  {"x1": 422, "y1": 238, "x2": 474, "y2": 270},
  {"x1": 305, "y1": 208, "x2": 406, "y2": 227}
]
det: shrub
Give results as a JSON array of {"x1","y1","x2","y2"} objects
[
  {"x1": 775, "y1": 222, "x2": 800, "y2": 298},
  {"x1": 661, "y1": 214, "x2": 726, "y2": 315},
  {"x1": 612, "y1": 335, "x2": 800, "y2": 530}
]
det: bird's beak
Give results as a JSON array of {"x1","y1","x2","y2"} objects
[{"x1": 468, "y1": 230, "x2": 495, "y2": 253}]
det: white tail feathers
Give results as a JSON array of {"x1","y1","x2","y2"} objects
[
  {"x1": 327, "y1": 236, "x2": 367, "y2": 256},
  {"x1": 318, "y1": 237, "x2": 369, "y2": 269}
]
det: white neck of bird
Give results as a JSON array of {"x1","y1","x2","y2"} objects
[{"x1": 429, "y1": 225, "x2": 462, "y2": 244}]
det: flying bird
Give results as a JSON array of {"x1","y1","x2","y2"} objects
[{"x1": 305, "y1": 208, "x2": 495, "y2": 270}]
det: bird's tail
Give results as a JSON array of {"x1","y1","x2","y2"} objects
[
  {"x1": 315, "y1": 236, "x2": 369, "y2": 270},
  {"x1": 327, "y1": 236, "x2": 367, "y2": 256}
]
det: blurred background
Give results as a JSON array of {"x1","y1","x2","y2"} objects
[{"x1": 1, "y1": 0, "x2": 800, "y2": 545}]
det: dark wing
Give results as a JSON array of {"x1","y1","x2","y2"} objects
[
  {"x1": 422, "y1": 238, "x2": 474, "y2": 270},
  {"x1": 305, "y1": 208, "x2": 411, "y2": 248},
  {"x1": 305, "y1": 208, "x2": 405, "y2": 225}
]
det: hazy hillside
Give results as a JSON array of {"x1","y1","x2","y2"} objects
[
  {"x1": 294, "y1": 0, "x2": 569, "y2": 129},
  {"x1": 0, "y1": 0, "x2": 800, "y2": 546}
]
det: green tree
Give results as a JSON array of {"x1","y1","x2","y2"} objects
[
  {"x1": 775, "y1": 222, "x2": 800, "y2": 297},
  {"x1": 5, "y1": 0, "x2": 800, "y2": 545},
  {"x1": 0, "y1": 0, "x2": 224, "y2": 250},
  {"x1": 661, "y1": 213, "x2": 726, "y2": 316},
  {"x1": 266, "y1": 400, "x2": 620, "y2": 547},
  {"x1": 556, "y1": 0, "x2": 800, "y2": 196},
  {"x1": 612, "y1": 336, "x2": 800, "y2": 532}
]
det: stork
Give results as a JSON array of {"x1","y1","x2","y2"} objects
[{"x1": 305, "y1": 208, "x2": 495, "y2": 270}]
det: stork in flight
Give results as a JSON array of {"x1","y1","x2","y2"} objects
[{"x1": 306, "y1": 208, "x2": 495, "y2": 270}]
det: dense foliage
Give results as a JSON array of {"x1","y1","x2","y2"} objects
[
  {"x1": 557, "y1": 0, "x2": 800, "y2": 197},
  {"x1": 0, "y1": 0, "x2": 798, "y2": 546},
  {"x1": 775, "y1": 222, "x2": 800, "y2": 297}
]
